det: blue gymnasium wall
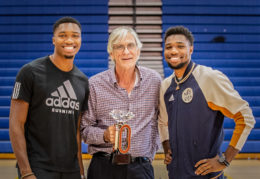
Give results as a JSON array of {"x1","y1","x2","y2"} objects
[
  {"x1": 0, "y1": 0, "x2": 108, "y2": 153},
  {"x1": 162, "y1": 0, "x2": 260, "y2": 152},
  {"x1": 1, "y1": 0, "x2": 260, "y2": 154}
]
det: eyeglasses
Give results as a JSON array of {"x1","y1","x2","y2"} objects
[{"x1": 113, "y1": 43, "x2": 137, "y2": 52}]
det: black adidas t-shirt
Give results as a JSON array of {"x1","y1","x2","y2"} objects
[{"x1": 12, "y1": 56, "x2": 89, "y2": 172}]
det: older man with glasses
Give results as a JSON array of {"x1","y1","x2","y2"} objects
[{"x1": 81, "y1": 26, "x2": 161, "y2": 179}]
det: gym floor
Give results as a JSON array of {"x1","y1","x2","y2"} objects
[{"x1": 0, "y1": 159, "x2": 260, "y2": 179}]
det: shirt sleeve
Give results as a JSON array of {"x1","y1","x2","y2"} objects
[
  {"x1": 12, "y1": 64, "x2": 33, "y2": 103},
  {"x1": 150, "y1": 77, "x2": 162, "y2": 158},
  {"x1": 158, "y1": 76, "x2": 172, "y2": 143},
  {"x1": 194, "y1": 66, "x2": 255, "y2": 151},
  {"x1": 80, "y1": 81, "x2": 106, "y2": 145},
  {"x1": 81, "y1": 79, "x2": 89, "y2": 112}
]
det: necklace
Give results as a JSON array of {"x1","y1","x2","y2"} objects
[{"x1": 174, "y1": 63, "x2": 195, "y2": 90}]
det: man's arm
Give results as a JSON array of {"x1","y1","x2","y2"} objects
[
  {"x1": 193, "y1": 68, "x2": 255, "y2": 176},
  {"x1": 9, "y1": 99, "x2": 36, "y2": 179},
  {"x1": 158, "y1": 79, "x2": 172, "y2": 164},
  {"x1": 224, "y1": 145, "x2": 239, "y2": 163},
  {"x1": 77, "y1": 114, "x2": 85, "y2": 179},
  {"x1": 162, "y1": 140, "x2": 172, "y2": 165},
  {"x1": 81, "y1": 82, "x2": 111, "y2": 145},
  {"x1": 194, "y1": 145, "x2": 239, "y2": 176}
]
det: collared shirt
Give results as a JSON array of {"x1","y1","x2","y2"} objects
[{"x1": 81, "y1": 66, "x2": 161, "y2": 160}]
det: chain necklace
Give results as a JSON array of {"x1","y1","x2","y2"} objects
[{"x1": 174, "y1": 63, "x2": 195, "y2": 90}]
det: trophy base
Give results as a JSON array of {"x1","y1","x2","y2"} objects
[{"x1": 111, "y1": 152, "x2": 131, "y2": 165}]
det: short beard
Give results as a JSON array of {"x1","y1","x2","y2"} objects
[
  {"x1": 64, "y1": 55, "x2": 74, "y2": 59},
  {"x1": 167, "y1": 60, "x2": 188, "y2": 70}
]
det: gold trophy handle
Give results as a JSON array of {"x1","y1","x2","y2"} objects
[
  {"x1": 118, "y1": 124, "x2": 131, "y2": 154},
  {"x1": 114, "y1": 125, "x2": 119, "y2": 150}
]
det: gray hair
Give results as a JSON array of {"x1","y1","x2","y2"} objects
[{"x1": 107, "y1": 26, "x2": 143, "y2": 54}]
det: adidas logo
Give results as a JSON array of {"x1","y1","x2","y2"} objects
[
  {"x1": 169, "y1": 95, "x2": 174, "y2": 102},
  {"x1": 45, "y1": 80, "x2": 80, "y2": 112}
]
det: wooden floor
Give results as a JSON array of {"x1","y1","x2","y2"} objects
[{"x1": 0, "y1": 159, "x2": 260, "y2": 179}]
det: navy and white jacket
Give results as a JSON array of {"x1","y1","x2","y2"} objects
[{"x1": 158, "y1": 61, "x2": 255, "y2": 178}]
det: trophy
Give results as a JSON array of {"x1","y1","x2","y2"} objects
[{"x1": 109, "y1": 109, "x2": 134, "y2": 165}]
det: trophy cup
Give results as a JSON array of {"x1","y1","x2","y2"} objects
[{"x1": 109, "y1": 109, "x2": 134, "y2": 165}]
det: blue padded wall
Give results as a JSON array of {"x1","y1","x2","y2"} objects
[
  {"x1": 162, "y1": 0, "x2": 260, "y2": 153},
  {"x1": 0, "y1": 0, "x2": 109, "y2": 153}
]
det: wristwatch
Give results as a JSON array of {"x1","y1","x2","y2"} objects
[{"x1": 218, "y1": 155, "x2": 230, "y2": 167}]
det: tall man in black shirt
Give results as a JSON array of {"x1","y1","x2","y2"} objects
[{"x1": 9, "y1": 16, "x2": 89, "y2": 179}]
